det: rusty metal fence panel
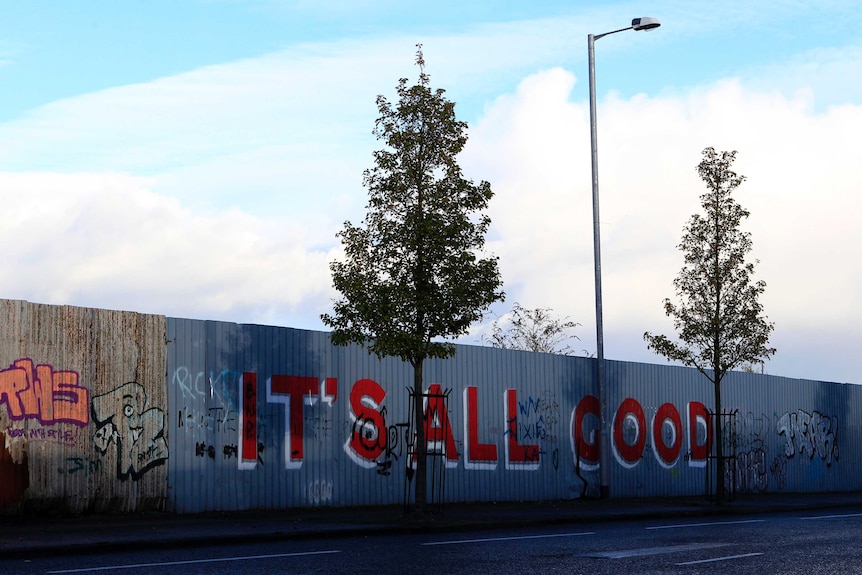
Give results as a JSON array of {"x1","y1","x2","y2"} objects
[{"x1": 0, "y1": 300, "x2": 167, "y2": 513}]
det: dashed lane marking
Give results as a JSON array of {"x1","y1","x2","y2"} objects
[
  {"x1": 800, "y1": 512, "x2": 862, "y2": 521},
  {"x1": 579, "y1": 542, "x2": 732, "y2": 560},
  {"x1": 646, "y1": 519, "x2": 765, "y2": 530},
  {"x1": 45, "y1": 550, "x2": 341, "y2": 573},
  {"x1": 423, "y1": 532, "x2": 595, "y2": 546},
  {"x1": 676, "y1": 552, "x2": 764, "y2": 565}
]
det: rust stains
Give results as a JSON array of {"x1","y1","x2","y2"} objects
[{"x1": 0, "y1": 431, "x2": 29, "y2": 509}]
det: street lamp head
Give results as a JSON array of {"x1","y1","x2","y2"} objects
[{"x1": 632, "y1": 17, "x2": 660, "y2": 31}]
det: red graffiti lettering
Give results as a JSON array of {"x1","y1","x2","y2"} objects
[
  {"x1": 613, "y1": 398, "x2": 646, "y2": 467},
  {"x1": 423, "y1": 384, "x2": 458, "y2": 463},
  {"x1": 589, "y1": 398, "x2": 714, "y2": 470},
  {"x1": 344, "y1": 378, "x2": 387, "y2": 467},
  {"x1": 687, "y1": 401, "x2": 712, "y2": 467},
  {"x1": 464, "y1": 386, "x2": 498, "y2": 469},
  {"x1": 239, "y1": 372, "x2": 258, "y2": 469},
  {"x1": 572, "y1": 394, "x2": 600, "y2": 470},
  {"x1": 652, "y1": 402, "x2": 682, "y2": 466},
  {"x1": 256, "y1": 370, "x2": 716, "y2": 476},
  {"x1": 267, "y1": 375, "x2": 330, "y2": 469},
  {"x1": 0, "y1": 359, "x2": 89, "y2": 426}
]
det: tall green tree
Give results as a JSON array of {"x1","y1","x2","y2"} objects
[
  {"x1": 321, "y1": 46, "x2": 504, "y2": 511},
  {"x1": 485, "y1": 303, "x2": 582, "y2": 355},
  {"x1": 644, "y1": 147, "x2": 775, "y2": 503}
]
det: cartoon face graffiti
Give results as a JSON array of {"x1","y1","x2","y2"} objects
[{"x1": 91, "y1": 382, "x2": 168, "y2": 480}]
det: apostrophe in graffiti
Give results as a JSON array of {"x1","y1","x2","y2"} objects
[
  {"x1": 91, "y1": 382, "x2": 169, "y2": 480},
  {"x1": 0, "y1": 359, "x2": 89, "y2": 426}
]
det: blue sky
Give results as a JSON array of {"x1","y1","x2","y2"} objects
[
  {"x1": 1, "y1": 1, "x2": 861, "y2": 383},
  {"x1": 2, "y1": 1, "x2": 858, "y2": 120}
]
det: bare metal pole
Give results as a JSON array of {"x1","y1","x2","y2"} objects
[
  {"x1": 586, "y1": 17, "x2": 660, "y2": 500},
  {"x1": 587, "y1": 32, "x2": 610, "y2": 499}
]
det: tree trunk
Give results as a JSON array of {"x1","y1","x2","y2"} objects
[
  {"x1": 714, "y1": 376, "x2": 725, "y2": 505},
  {"x1": 712, "y1": 188, "x2": 725, "y2": 505},
  {"x1": 412, "y1": 358, "x2": 427, "y2": 512}
]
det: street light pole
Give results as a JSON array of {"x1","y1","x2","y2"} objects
[{"x1": 588, "y1": 17, "x2": 660, "y2": 500}]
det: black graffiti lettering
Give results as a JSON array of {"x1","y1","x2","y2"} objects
[
  {"x1": 776, "y1": 409, "x2": 839, "y2": 466},
  {"x1": 376, "y1": 460, "x2": 393, "y2": 476},
  {"x1": 195, "y1": 441, "x2": 216, "y2": 459}
]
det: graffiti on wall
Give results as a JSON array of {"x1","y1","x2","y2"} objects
[
  {"x1": 342, "y1": 378, "x2": 409, "y2": 476},
  {"x1": 0, "y1": 357, "x2": 169, "y2": 488},
  {"x1": 239, "y1": 372, "x2": 259, "y2": 469},
  {"x1": 173, "y1": 368, "x2": 268, "y2": 468},
  {"x1": 191, "y1": 374, "x2": 725, "y2": 475},
  {"x1": 168, "y1": 362, "x2": 850, "y2": 502},
  {"x1": 770, "y1": 454, "x2": 788, "y2": 489},
  {"x1": 4, "y1": 425, "x2": 79, "y2": 446},
  {"x1": 0, "y1": 359, "x2": 89, "y2": 426},
  {"x1": 734, "y1": 448, "x2": 769, "y2": 492},
  {"x1": 174, "y1": 367, "x2": 240, "y2": 434},
  {"x1": 92, "y1": 382, "x2": 169, "y2": 480},
  {"x1": 776, "y1": 409, "x2": 839, "y2": 466},
  {"x1": 342, "y1": 381, "x2": 546, "y2": 472},
  {"x1": 727, "y1": 411, "x2": 771, "y2": 493},
  {"x1": 573, "y1": 396, "x2": 713, "y2": 471},
  {"x1": 505, "y1": 389, "x2": 560, "y2": 471},
  {"x1": 193, "y1": 372, "x2": 559, "y2": 473},
  {"x1": 463, "y1": 386, "x2": 497, "y2": 470},
  {"x1": 267, "y1": 374, "x2": 337, "y2": 469}
]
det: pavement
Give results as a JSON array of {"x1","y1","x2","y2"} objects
[{"x1": 1, "y1": 491, "x2": 861, "y2": 559}]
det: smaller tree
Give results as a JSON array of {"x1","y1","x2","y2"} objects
[
  {"x1": 485, "y1": 303, "x2": 581, "y2": 355},
  {"x1": 644, "y1": 147, "x2": 775, "y2": 503},
  {"x1": 740, "y1": 361, "x2": 766, "y2": 374}
]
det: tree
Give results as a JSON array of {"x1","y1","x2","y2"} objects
[
  {"x1": 740, "y1": 361, "x2": 766, "y2": 374},
  {"x1": 321, "y1": 46, "x2": 504, "y2": 512},
  {"x1": 484, "y1": 303, "x2": 581, "y2": 355},
  {"x1": 643, "y1": 147, "x2": 775, "y2": 504}
]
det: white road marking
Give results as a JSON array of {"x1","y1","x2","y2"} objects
[
  {"x1": 676, "y1": 552, "x2": 764, "y2": 565},
  {"x1": 45, "y1": 549, "x2": 341, "y2": 573},
  {"x1": 423, "y1": 531, "x2": 594, "y2": 546},
  {"x1": 800, "y1": 512, "x2": 862, "y2": 520},
  {"x1": 580, "y1": 542, "x2": 732, "y2": 560},
  {"x1": 646, "y1": 518, "x2": 766, "y2": 530}
]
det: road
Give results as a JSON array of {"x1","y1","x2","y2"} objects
[{"x1": 2, "y1": 510, "x2": 861, "y2": 574}]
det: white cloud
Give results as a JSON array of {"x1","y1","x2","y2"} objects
[
  {"x1": 462, "y1": 69, "x2": 862, "y2": 383},
  {"x1": 0, "y1": 173, "x2": 338, "y2": 327}
]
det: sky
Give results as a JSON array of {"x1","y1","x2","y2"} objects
[{"x1": 1, "y1": 1, "x2": 860, "y2": 383}]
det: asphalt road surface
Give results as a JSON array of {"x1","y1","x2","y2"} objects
[{"x1": 2, "y1": 510, "x2": 861, "y2": 574}]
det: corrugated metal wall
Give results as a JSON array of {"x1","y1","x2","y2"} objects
[
  {"x1": 165, "y1": 317, "x2": 862, "y2": 513},
  {"x1": 0, "y1": 300, "x2": 167, "y2": 513},
  {"x1": 2, "y1": 298, "x2": 859, "y2": 515},
  {"x1": 166, "y1": 319, "x2": 599, "y2": 512},
  {"x1": 604, "y1": 364, "x2": 862, "y2": 497}
]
